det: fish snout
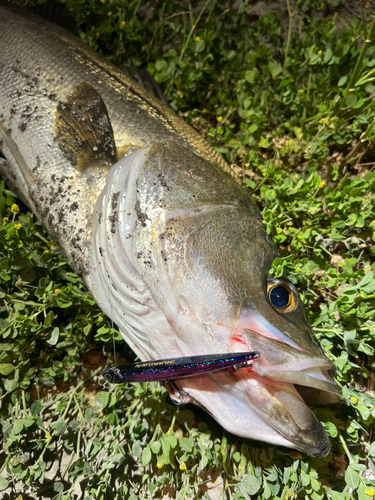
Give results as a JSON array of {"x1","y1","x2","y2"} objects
[{"x1": 241, "y1": 329, "x2": 340, "y2": 404}]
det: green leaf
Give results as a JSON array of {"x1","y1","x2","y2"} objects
[
  {"x1": 269, "y1": 61, "x2": 282, "y2": 78},
  {"x1": 301, "y1": 472, "x2": 310, "y2": 486},
  {"x1": 47, "y1": 327, "x2": 59, "y2": 346},
  {"x1": 179, "y1": 437, "x2": 193, "y2": 452},
  {"x1": 0, "y1": 478, "x2": 9, "y2": 491},
  {"x1": 155, "y1": 60, "x2": 167, "y2": 71},
  {"x1": 12, "y1": 420, "x2": 24, "y2": 434},
  {"x1": 245, "y1": 178, "x2": 257, "y2": 189},
  {"x1": 259, "y1": 137, "x2": 271, "y2": 148},
  {"x1": 245, "y1": 70, "x2": 255, "y2": 84},
  {"x1": 265, "y1": 189, "x2": 276, "y2": 200},
  {"x1": 4, "y1": 378, "x2": 18, "y2": 393},
  {"x1": 240, "y1": 474, "x2": 261, "y2": 495},
  {"x1": 0, "y1": 363, "x2": 15, "y2": 375},
  {"x1": 358, "y1": 272, "x2": 374, "y2": 288},
  {"x1": 44, "y1": 310, "x2": 54, "y2": 327},
  {"x1": 54, "y1": 482, "x2": 64, "y2": 493},
  {"x1": 95, "y1": 391, "x2": 110, "y2": 409},
  {"x1": 141, "y1": 445, "x2": 152, "y2": 466},
  {"x1": 164, "y1": 435, "x2": 177, "y2": 448},
  {"x1": 345, "y1": 466, "x2": 360, "y2": 489},
  {"x1": 195, "y1": 39, "x2": 205, "y2": 52},
  {"x1": 150, "y1": 442, "x2": 161, "y2": 454},
  {"x1": 56, "y1": 298, "x2": 72, "y2": 308},
  {"x1": 331, "y1": 491, "x2": 347, "y2": 500},
  {"x1": 50, "y1": 421, "x2": 66, "y2": 434},
  {"x1": 30, "y1": 400, "x2": 42, "y2": 417},
  {"x1": 322, "y1": 421, "x2": 338, "y2": 438}
]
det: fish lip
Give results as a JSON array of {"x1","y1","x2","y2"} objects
[{"x1": 241, "y1": 328, "x2": 340, "y2": 403}]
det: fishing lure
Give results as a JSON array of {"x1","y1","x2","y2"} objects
[{"x1": 102, "y1": 351, "x2": 259, "y2": 384}]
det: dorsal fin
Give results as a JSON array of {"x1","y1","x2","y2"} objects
[
  {"x1": 55, "y1": 82, "x2": 117, "y2": 171},
  {"x1": 120, "y1": 63, "x2": 173, "y2": 110}
]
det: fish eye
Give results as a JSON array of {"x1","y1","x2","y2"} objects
[{"x1": 267, "y1": 281, "x2": 297, "y2": 313}]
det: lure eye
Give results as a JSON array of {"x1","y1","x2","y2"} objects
[{"x1": 267, "y1": 281, "x2": 297, "y2": 313}]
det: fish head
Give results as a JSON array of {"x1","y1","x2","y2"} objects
[
  {"x1": 153, "y1": 197, "x2": 339, "y2": 456},
  {"x1": 105, "y1": 142, "x2": 340, "y2": 456}
]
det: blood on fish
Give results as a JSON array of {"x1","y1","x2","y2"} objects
[{"x1": 232, "y1": 335, "x2": 247, "y2": 346}]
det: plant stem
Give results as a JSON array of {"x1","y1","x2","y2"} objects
[
  {"x1": 345, "y1": 17, "x2": 375, "y2": 96},
  {"x1": 339, "y1": 433, "x2": 354, "y2": 464},
  {"x1": 0, "y1": 453, "x2": 12, "y2": 475},
  {"x1": 284, "y1": 0, "x2": 294, "y2": 67}
]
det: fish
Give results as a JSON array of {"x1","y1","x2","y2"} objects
[{"x1": 0, "y1": 6, "x2": 340, "y2": 457}]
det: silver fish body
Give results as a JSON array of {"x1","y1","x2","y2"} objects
[{"x1": 0, "y1": 6, "x2": 340, "y2": 456}]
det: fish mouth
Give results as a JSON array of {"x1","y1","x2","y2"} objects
[{"x1": 237, "y1": 329, "x2": 340, "y2": 457}]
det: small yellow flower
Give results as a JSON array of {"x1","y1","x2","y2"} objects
[
  {"x1": 45, "y1": 432, "x2": 52, "y2": 440},
  {"x1": 284, "y1": 489, "x2": 294, "y2": 499},
  {"x1": 365, "y1": 488, "x2": 375, "y2": 496},
  {"x1": 318, "y1": 50, "x2": 323, "y2": 55},
  {"x1": 16, "y1": 496, "x2": 23, "y2": 500},
  {"x1": 14, "y1": 223, "x2": 21, "y2": 230},
  {"x1": 13, "y1": 456, "x2": 20, "y2": 466},
  {"x1": 296, "y1": 267, "x2": 301, "y2": 272},
  {"x1": 120, "y1": 21, "x2": 126, "y2": 29},
  {"x1": 11, "y1": 204, "x2": 20, "y2": 214},
  {"x1": 364, "y1": 264, "x2": 371, "y2": 275},
  {"x1": 289, "y1": 452, "x2": 301, "y2": 459},
  {"x1": 156, "y1": 461, "x2": 163, "y2": 469},
  {"x1": 350, "y1": 396, "x2": 358, "y2": 405},
  {"x1": 319, "y1": 118, "x2": 329, "y2": 126},
  {"x1": 366, "y1": 2, "x2": 370, "y2": 8},
  {"x1": 217, "y1": 116, "x2": 223, "y2": 122},
  {"x1": 179, "y1": 461, "x2": 187, "y2": 470},
  {"x1": 43, "y1": 249, "x2": 49, "y2": 254},
  {"x1": 3, "y1": 217, "x2": 9, "y2": 223},
  {"x1": 195, "y1": 37, "x2": 200, "y2": 42},
  {"x1": 319, "y1": 181, "x2": 326, "y2": 188},
  {"x1": 54, "y1": 289, "x2": 61, "y2": 296}
]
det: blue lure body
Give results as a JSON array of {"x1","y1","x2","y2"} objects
[{"x1": 102, "y1": 351, "x2": 259, "y2": 384}]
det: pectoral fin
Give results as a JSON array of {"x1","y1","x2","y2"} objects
[{"x1": 55, "y1": 82, "x2": 117, "y2": 171}]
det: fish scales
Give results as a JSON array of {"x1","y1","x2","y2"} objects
[
  {"x1": 0, "y1": 7, "x2": 230, "y2": 274},
  {"x1": 0, "y1": 6, "x2": 340, "y2": 456}
]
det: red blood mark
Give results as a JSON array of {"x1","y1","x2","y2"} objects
[
  {"x1": 241, "y1": 366, "x2": 254, "y2": 374},
  {"x1": 232, "y1": 335, "x2": 247, "y2": 346}
]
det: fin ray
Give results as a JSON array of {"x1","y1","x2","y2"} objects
[{"x1": 55, "y1": 82, "x2": 117, "y2": 171}]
